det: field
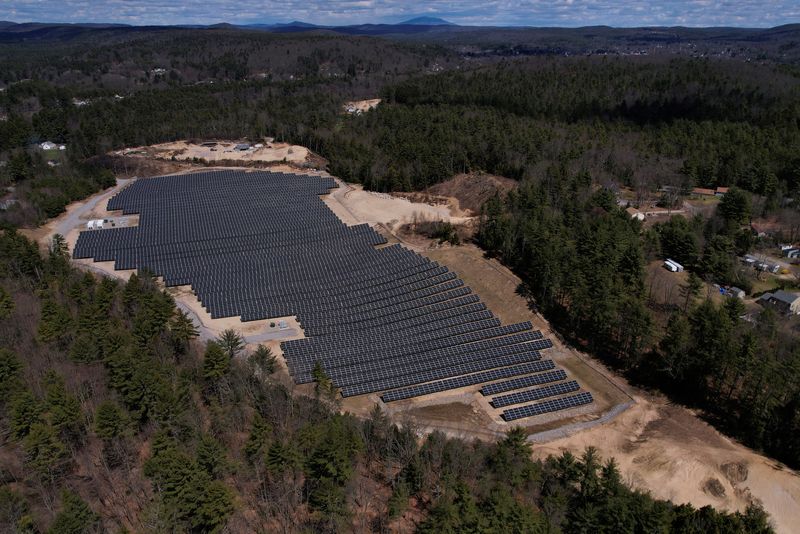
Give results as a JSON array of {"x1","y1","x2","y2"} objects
[{"x1": 19, "y1": 151, "x2": 800, "y2": 534}]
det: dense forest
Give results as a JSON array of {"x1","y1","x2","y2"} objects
[{"x1": 0, "y1": 229, "x2": 774, "y2": 532}]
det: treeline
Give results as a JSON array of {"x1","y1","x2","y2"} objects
[
  {"x1": 0, "y1": 227, "x2": 773, "y2": 532},
  {"x1": 0, "y1": 29, "x2": 450, "y2": 88},
  {"x1": 476, "y1": 168, "x2": 800, "y2": 469},
  {"x1": 329, "y1": 57, "x2": 800, "y2": 197},
  {"x1": 4, "y1": 54, "x2": 800, "y2": 225}
]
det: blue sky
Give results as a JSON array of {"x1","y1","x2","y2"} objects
[{"x1": 2, "y1": 1, "x2": 798, "y2": 28}]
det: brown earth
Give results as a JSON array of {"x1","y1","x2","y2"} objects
[{"x1": 425, "y1": 172, "x2": 518, "y2": 215}]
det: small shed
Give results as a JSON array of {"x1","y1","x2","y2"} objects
[
  {"x1": 626, "y1": 207, "x2": 645, "y2": 221},
  {"x1": 234, "y1": 143, "x2": 250, "y2": 151},
  {"x1": 728, "y1": 287, "x2": 746, "y2": 299}
]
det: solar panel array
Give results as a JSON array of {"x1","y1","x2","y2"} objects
[
  {"x1": 73, "y1": 169, "x2": 592, "y2": 418},
  {"x1": 381, "y1": 360, "x2": 557, "y2": 403}
]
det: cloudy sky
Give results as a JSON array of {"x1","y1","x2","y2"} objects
[{"x1": 2, "y1": 0, "x2": 798, "y2": 28}]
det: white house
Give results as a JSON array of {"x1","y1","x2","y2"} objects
[{"x1": 40, "y1": 141, "x2": 57, "y2": 150}]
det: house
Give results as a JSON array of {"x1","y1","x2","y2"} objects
[
  {"x1": 625, "y1": 207, "x2": 645, "y2": 221},
  {"x1": 40, "y1": 141, "x2": 57, "y2": 150},
  {"x1": 758, "y1": 290, "x2": 800, "y2": 315},
  {"x1": 714, "y1": 187, "x2": 729, "y2": 196},
  {"x1": 692, "y1": 187, "x2": 716, "y2": 197}
]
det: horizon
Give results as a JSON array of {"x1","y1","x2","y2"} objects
[{"x1": 2, "y1": 1, "x2": 799, "y2": 29}]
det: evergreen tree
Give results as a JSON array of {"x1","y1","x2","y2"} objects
[
  {"x1": 203, "y1": 341, "x2": 231, "y2": 384},
  {"x1": 216, "y1": 329, "x2": 244, "y2": 360},
  {"x1": 23, "y1": 422, "x2": 70, "y2": 482},
  {"x1": 248, "y1": 344, "x2": 277, "y2": 375},
  {"x1": 0, "y1": 348, "x2": 22, "y2": 395},
  {"x1": 10, "y1": 390, "x2": 43, "y2": 439},
  {"x1": 0, "y1": 286, "x2": 14, "y2": 319},
  {"x1": 168, "y1": 309, "x2": 199, "y2": 354},
  {"x1": 47, "y1": 490, "x2": 99, "y2": 534},
  {"x1": 93, "y1": 401, "x2": 128, "y2": 441}
]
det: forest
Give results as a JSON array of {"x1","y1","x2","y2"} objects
[{"x1": 0, "y1": 227, "x2": 774, "y2": 533}]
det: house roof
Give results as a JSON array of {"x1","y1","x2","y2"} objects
[
  {"x1": 772, "y1": 290, "x2": 800, "y2": 305},
  {"x1": 692, "y1": 187, "x2": 715, "y2": 195},
  {"x1": 715, "y1": 187, "x2": 729, "y2": 194}
]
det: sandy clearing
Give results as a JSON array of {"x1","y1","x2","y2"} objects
[
  {"x1": 323, "y1": 179, "x2": 473, "y2": 231},
  {"x1": 533, "y1": 394, "x2": 800, "y2": 533},
  {"x1": 344, "y1": 98, "x2": 381, "y2": 113},
  {"x1": 117, "y1": 140, "x2": 310, "y2": 165}
]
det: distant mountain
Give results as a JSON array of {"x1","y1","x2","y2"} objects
[
  {"x1": 399, "y1": 17, "x2": 456, "y2": 26},
  {"x1": 275, "y1": 20, "x2": 319, "y2": 28}
]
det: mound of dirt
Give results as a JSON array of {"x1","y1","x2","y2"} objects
[
  {"x1": 722, "y1": 461, "x2": 749, "y2": 484},
  {"x1": 426, "y1": 173, "x2": 518, "y2": 215},
  {"x1": 703, "y1": 477, "x2": 727, "y2": 498}
]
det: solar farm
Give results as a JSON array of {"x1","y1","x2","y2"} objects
[{"x1": 73, "y1": 169, "x2": 593, "y2": 422}]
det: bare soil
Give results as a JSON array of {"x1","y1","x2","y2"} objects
[
  {"x1": 116, "y1": 139, "x2": 311, "y2": 165},
  {"x1": 344, "y1": 98, "x2": 381, "y2": 113},
  {"x1": 424, "y1": 172, "x2": 518, "y2": 215}
]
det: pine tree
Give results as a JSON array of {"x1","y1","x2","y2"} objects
[
  {"x1": 169, "y1": 309, "x2": 199, "y2": 353},
  {"x1": 311, "y1": 361, "x2": 333, "y2": 397},
  {"x1": 216, "y1": 329, "x2": 244, "y2": 360},
  {"x1": 47, "y1": 490, "x2": 99, "y2": 534},
  {"x1": 248, "y1": 344, "x2": 277, "y2": 375},
  {"x1": 10, "y1": 390, "x2": 43, "y2": 439},
  {"x1": 23, "y1": 422, "x2": 69, "y2": 482},
  {"x1": 203, "y1": 341, "x2": 231, "y2": 384},
  {"x1": 93, "y1": 401, "x2": 128, "y2": 441},
  {"x1": 0, "y1": 286, "x2": 14, "y2": 319},
  {"x1": 244, "y1": 412, "x2": 271, "y2": 461},
  {"x1": 43, "y1": 371, "x2": 84, "y2": 445},
  {"x1": 0, "y1": 348, "x2": 22, "y2": 395},
  {"x1": 37, "y1": 298, "x2": 73, "y2": 346}
]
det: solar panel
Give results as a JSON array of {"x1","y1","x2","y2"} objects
[
  {"x1": 490, "y1": 380, "x2": 580, "y2": 408},
  {"x1": 501, "y1": 392, "x2": 594, "y2": 421},
  {"x1": 480, "y1": 369, "x2": 567, "y2": 396}
]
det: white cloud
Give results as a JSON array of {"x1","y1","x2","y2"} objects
[{"x1": 0, "y1": 0, "x2": 798, "y2": 27}]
